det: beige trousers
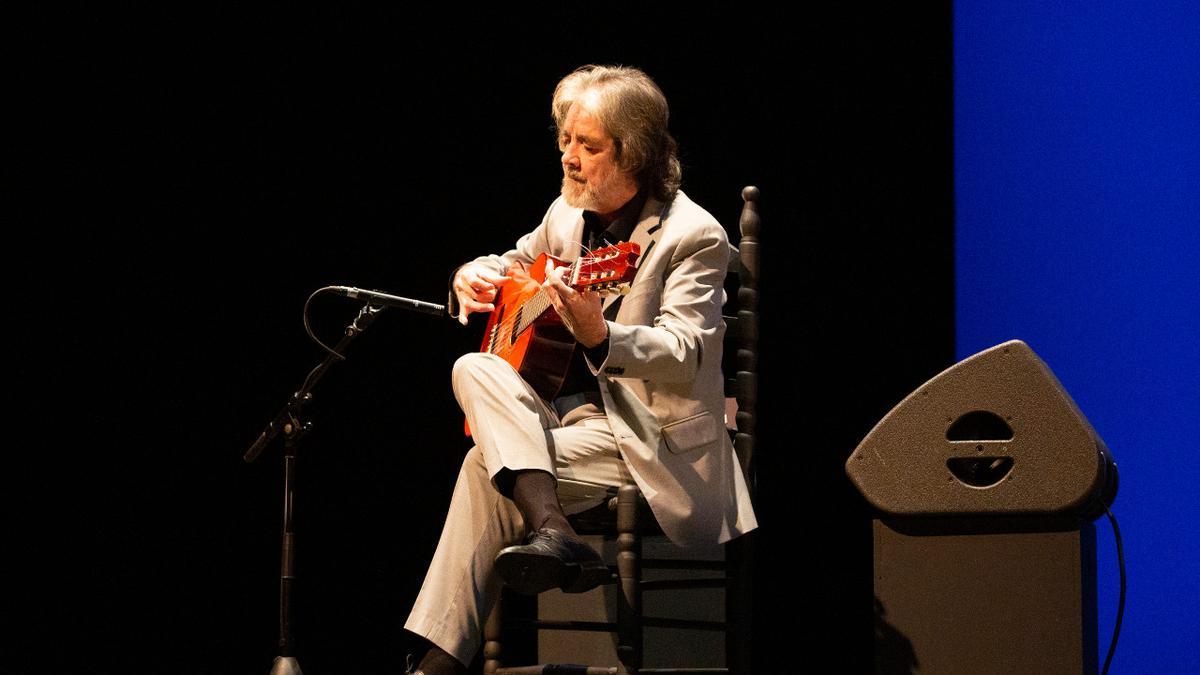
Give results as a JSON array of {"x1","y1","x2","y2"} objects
[{"x1": 403, "y1": 352, "x2": 631, "y2": 667}]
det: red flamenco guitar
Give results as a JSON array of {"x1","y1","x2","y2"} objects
[{"x1": 466, "y1": 242, "x2": 641, "y2": 435}]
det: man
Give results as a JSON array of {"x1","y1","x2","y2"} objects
[{"x1": 405, "y1": 65, "x2": 757, "y2": 675}]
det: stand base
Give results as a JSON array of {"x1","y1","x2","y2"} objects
[{"x1": 270, "y1": 656, "x2": 303, "y2": 675}]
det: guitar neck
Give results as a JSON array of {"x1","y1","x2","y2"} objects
[
  {"x1": 513, "y1": 287, "x2": 554, "y2": 339},
  {"x1": 503, "y1": 242, "x2": 640, "y2": 345}
]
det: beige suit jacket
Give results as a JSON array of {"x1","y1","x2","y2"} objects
[{"x1": 459, "y1": 190, "x2": 758, "y2": 545}]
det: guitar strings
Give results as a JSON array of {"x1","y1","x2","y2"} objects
[
  {"x1": 489, "y1": 252, "x2": 578, "y2": 351},
  {"x1": 486, "y1": 245, "x2": 623, "y2": 353},
  {"x1": 489, "y1": 285, "x2": 552, "y2": 353}
]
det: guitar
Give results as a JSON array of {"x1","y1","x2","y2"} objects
[{"x1": 466, "y1": 242, "x2": 641, "y2": 435}]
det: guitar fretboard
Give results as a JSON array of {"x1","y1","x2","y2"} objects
[{"x1": 512, "y1": 288, "x2": 552, "y2": 344}]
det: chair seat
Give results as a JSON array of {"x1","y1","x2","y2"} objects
[{"x1": 562, "y1": 481, "x2": 663, "y2": 538}]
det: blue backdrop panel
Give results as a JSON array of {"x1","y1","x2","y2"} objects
[{"x1": 955, "y1": 2, "x2": 1199, "y2": 671}]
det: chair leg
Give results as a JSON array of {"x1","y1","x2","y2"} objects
[
  {"x1": 484, "y1": 594, "x2": 503, "y2": 675},
  {"x1": 726, "y1": 532, "x2": 755, "y2": 675},
  {"x1": 615, "y1": 484, "x2": 642, "y2": 675}
]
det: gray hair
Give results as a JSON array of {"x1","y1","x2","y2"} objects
[{"x1": 552, "y1": 65, "x2": 682, "y2": 201}]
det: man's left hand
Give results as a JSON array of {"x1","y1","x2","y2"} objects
[{"x1": 543, "y1": 258, "x2": 608, "y2": 348}]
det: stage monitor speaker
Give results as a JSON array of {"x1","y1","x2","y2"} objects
[
  {"x1": 849, "y1": 340, "x2": 1119, "y2": 673},
  {"x1": 846, "y1": 340, "x2": 1117, "y2": 519}
]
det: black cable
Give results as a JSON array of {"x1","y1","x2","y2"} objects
[
  {"x1": 1101, "y1": 506, "x2": 1126, "y2": 675},
  {"x1": 303, "y1": 287, "x2": 347, "y2": 362}
]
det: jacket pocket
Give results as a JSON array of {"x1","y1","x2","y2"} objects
[{"x1": 661, "y1": 411, "x2": 720, "y2": 455}]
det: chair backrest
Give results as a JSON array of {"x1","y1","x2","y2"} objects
[{"x1": 723, "y1": 186, "x2": 760, "y2": 490}]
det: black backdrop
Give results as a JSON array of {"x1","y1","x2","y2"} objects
[{"x1": 11, "y1": 4, "x2": 951, "y2": 673}]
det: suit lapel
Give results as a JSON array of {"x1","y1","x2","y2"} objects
[{"x1": 602, "y1": 196, "x2": 669, "y2": 315}]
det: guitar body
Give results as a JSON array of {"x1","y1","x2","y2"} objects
[
  {"x1": 463, "y1": 242, "x2": 641, "y2": 436},
  {"x1": 481, "y1": 252, "x2": 577, "y2": 402}
]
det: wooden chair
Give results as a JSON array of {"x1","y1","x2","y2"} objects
[{"x1": 484, "y1": 187, "x2": 761, "y2": 675}]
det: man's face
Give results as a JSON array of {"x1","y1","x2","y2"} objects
[{"x1": 559, "y1": 101, "x2": 638, "y2": 215}]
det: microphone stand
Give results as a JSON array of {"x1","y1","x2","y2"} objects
[{"x1": 244, "y1": 294, "x2": 445, "y2": 675}]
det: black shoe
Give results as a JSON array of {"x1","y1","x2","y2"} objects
[{"x1": 495, "y1": 527, "x2": 610, "y2": 595}]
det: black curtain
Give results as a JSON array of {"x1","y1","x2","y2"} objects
[{"x1": 10, "y1": 4, "x2": 952, "y2": 673}]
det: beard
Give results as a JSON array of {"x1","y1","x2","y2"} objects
[{"x1": 561, "y1": 162, "x2": 630, "y2": 214}]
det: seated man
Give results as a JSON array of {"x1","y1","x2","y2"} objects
[{"x1": 404, "y1": 64, "x2": 757, "y2": 675}]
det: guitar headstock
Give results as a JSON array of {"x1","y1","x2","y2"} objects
[{"x1": 571, "y1": 242, "x2": 641, "y2": 296}]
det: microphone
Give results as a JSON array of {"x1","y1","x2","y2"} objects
[{"x1": 329, "y1": 286, "x2": 446, "y2": 316}]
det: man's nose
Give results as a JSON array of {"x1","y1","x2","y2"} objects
[{"x1": 562, "y1": 144, "x2": 580, "y2": 169}]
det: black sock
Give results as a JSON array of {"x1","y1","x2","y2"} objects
[
  {"x1": 416, "y1": 644, "x2": 465, "y2": 675},
  {"x1": 511, "y1": 469, "x2": 576, "y2": 536}
]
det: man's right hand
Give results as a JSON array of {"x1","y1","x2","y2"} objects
[{"x1": 452, "y1": 263, "x2": 512, "y2": 325}]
